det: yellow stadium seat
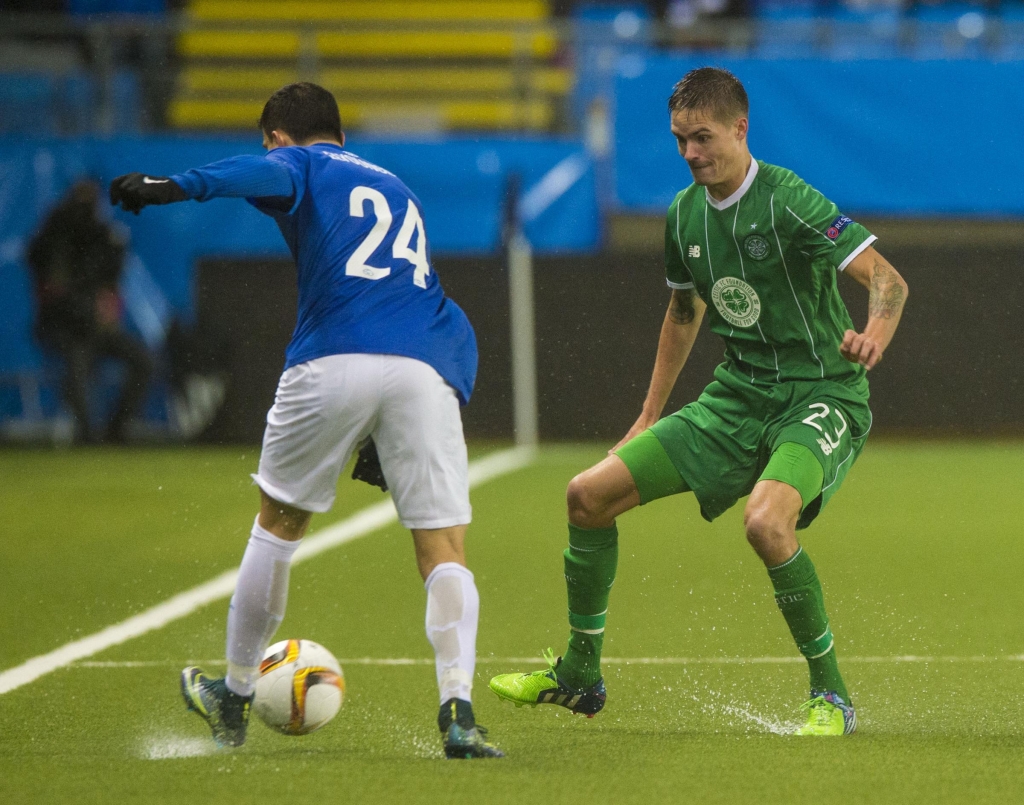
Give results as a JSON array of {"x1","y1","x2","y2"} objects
[
  {"x1": 188, "y1": 0, "x2": 550, "y2": 23},
  {"x1": 178, "y1": 31, "x2": 302, "y2": 59},
  {"x1": 180, "y1": 66, "x2": 572, "y2": 97},
  {"x1": 315, "y1": 29, "x2": 557, "y2": 59},
  {"x1": 169, "y1": 97, "x2": 554, "y2": 132},
  {"x1": 172, "y1": 0, "x2": 563, "y2": 133}
]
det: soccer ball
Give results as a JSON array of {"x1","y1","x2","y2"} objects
[{"x1": 254, "y1": 639, "x2": 345, "y2": 735}]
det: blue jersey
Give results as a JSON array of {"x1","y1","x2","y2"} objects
[{"x1": 171, "y1": 144, "x2": 478, "y2": 404}]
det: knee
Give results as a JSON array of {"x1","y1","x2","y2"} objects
[
  {"x1": 743, "y1": 504, "x2": 789, "y2": 555},
  {"x1": 258, "y1": 493, "x2": 312, "y2": 541},
  {"x1": 566, "y1": 474, "x2": 608, "y2": 528}
]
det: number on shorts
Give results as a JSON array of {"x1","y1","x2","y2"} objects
[
  {"x1": 802, "y1": 403, "x2": 848, "y2": 455},
  {"x1": 346, "y1": 186, "x2": 431, "y2": 287}
]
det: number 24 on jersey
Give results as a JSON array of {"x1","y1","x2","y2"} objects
[{"x1": 347, "y1": 185, "x2": 430, "y2": 288}]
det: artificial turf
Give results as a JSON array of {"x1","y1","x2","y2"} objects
[{"x1": 1, "y1": 442, "x2": 1022, "y2": 803}]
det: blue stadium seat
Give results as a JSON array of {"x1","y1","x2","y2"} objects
[
  {"x1": 749, "y1": 0, "x2": 824, "y2": 58},
  {"x1": 752, "y1": 0, "x2": 822, "y2": 21},
  {"x1": 0, "y1": 74, "x2": 59, "y2": 135},
  {"x1": 69, "y1": 0, "x2": 167, "y2": 14},
  {"x1": 826, "y1": 7, "x2": 902, "y2": 60},
  {"x1": 572, "y1": 4, "x2": 654, "y2": 138},
  {"x1": 0, "y1": 70, "x2": 142, "y2": 135},
  {"x1": 904, "y1": 2, "x2": 991, "y2": 59}
]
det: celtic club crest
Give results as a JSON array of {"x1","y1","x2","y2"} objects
[
  {"x1": 743, "y1": 233, "x2": 771, "y2": 261},
  {"x1": 710, "y1": 276, "x2": 762, "y2": 328}
]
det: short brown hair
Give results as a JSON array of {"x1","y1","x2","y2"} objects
[
  {"x1": 259, "y1": 82, "x2": 343, "y2": 144},
  {"x1": 667, "y1": 67, "x2": 748, "y2": 122}
]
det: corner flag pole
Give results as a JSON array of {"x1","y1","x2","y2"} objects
[
  {"x1": 504, "y1": 153, "x2": 591, "y2": 447},
  {"x1": 503, "y1": 174, "x2": 538, "y2": 447}
]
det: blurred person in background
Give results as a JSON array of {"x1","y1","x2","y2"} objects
[{"x1": 27, "y1": 179, "x2": 152, "y2": 443}]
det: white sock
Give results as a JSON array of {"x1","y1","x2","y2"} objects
[
  {"x1": 424, "y1": 562, "x2": 479, "y2": 704},
  {"x1": 225, "y1": 517, "x2": 300, "y2": 697}
]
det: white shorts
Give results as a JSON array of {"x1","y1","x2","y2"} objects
[{"x1": 253, "y1": 353, "x2": 471, "y2": 529}]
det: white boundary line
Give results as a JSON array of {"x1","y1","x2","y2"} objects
[
  {"x1": 0, "y1": 446, "x2": 536, "y2": 696},
  {"x1": 71, "y1": 654, "x2": 1024, "y2": 669}
]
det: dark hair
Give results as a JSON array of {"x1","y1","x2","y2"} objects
[
  {"x1": 259, "y1": 82, "x2": 343, "y2": 144},
  {"x1": 667, "y1": 67, "x2": 748, "y2": 122}
]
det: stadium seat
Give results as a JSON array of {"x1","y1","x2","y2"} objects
[
  {"x1": 749, "y1": 1, "x2": 823, "y2": 58},
  {"x1": 908, "y1": 3, "x2": 992, "y2": 59},
  {"x1": 169, "y1": 97, "x2": 554, "y2": 132},
  {"x1": 69, "y1": 0, "x2": 167, "y2": 14},
  {"x1": 0, "y1": 70, "x2": 141, "y2": 134},
  {"x1": 825, "y1": 7, "x2": 902, "y2": 61},
  {"x1": 179, "y1": 66, "x2": 571, "y2": 97},
  {"x1": 570, "y1": 4, "x2": 653, "y2": 135},
  {"x1": 994, "y1": 3, "x2": 1024, "y2": 60},
  {"x1": 186, "y1": 0, "x2": 549, "y2": 23},
  {"x1": 0, "y1": 74, "x2": 57, "y2": 134},
  {"x1": 171, "y1": 0, "x2": 566, "y2": 133}
]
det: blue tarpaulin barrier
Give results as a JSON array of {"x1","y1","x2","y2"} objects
[
  {"x1": 0, "y1": 135, "x2": 599, "y2": 375},
  {"x1": 614, "y1": 54, "x2": 1024, "y2": 216}
]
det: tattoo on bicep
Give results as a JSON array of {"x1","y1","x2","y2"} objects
[
  {"x1": 868, "y1": 260, "x2": 904, "y2": 319},
  {"x1": 669, "y1": 289, "x2": 696, "y2": 325}
]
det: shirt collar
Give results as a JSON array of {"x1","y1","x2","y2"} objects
[{"x1": 705, "y1": 157, "x2": 758, "y2": 211}]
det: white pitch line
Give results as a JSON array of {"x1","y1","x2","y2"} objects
[
  {"x1": 0, "y1": 446, "x2": 536, "y2": 696},
  {"x1": 72, "y1": 654, "x2": 1024, "y2": 669}
]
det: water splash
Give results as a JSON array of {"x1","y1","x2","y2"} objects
[{"x1": 139, "y1": 733, "x2": 217, "y2": 759}]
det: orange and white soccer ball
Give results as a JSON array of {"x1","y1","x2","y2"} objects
[{"x1": 254, "y1": 639, "x2": 345, "y2": 735}]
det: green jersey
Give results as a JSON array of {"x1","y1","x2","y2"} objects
[{"x1": 665, "y1": 159, "x2": 875, "y2": 391}]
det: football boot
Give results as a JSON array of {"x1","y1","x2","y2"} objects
[
  {"x1": 489, "y1": 649, "x2": 606, "y2": 717},
  {"x1": 437, "y1": 698, "x2": 504, "y2": 759},
  {"x1": 795, "y1": 690, "x2": 857, "y2": 736},
  {"x1": 180, "y1": 666, "x2": 253, "y2": 747}
]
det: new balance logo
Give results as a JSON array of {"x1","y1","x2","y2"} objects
[{"x1": 688, "y1": 245, "x2": 701, "y2": 258}]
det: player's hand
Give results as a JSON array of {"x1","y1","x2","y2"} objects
[
  {"x1": 840, "y1": 329, "x2": 884, "y2": 370},
  {"x1": 609, "y1": 414, "x2": 658, "y2": 454},
  {"x1": 109, "y1": 173, "x2": 188, "y2": 215}
]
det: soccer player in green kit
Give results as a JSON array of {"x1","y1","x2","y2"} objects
[{"x1": 489, "y1": 67, "x2": 908, "y2": 735}]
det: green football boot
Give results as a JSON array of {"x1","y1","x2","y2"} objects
[
  {"x1": 180, "y1": 666, "x2": 253, "y2": 747},
  {"x1": 795, "y1": 690, "x2": 857, "y2": 736},
  {"x1": 489, "y1": 649, "x2": 606, "y2": 717}
]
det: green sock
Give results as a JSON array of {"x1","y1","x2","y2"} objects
[
  {"x1": 559, "y1": 523, "x2": 618, "y2": 689},
  {"x1": 767, "y1": 547, "x2": 850, "y2": 701}
]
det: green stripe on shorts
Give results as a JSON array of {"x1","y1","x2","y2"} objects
[
  {"x1": 758, "y1": 442, "x2": 824, "y2": 511},
  {"x1": 615, "y1": 429, "x2": 689, "y2": 505}
]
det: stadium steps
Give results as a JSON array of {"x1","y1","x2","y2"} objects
[{"x1": 170, "y1": 0, "x2": 566, "y2": 133}]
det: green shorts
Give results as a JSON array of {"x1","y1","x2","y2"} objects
[{"x1": 615, "y1": 364, "x2": 872, "y2": 530}]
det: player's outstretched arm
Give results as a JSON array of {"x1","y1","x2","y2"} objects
[
  {"x1": 840, "y1": 246, "x2": 908, "y2": 370},
  {"x1": 109, "y1": 155, "x2": 296, "y2": 215},
  {"x1": 611, "y1": 288, "x2": 706, "y2": 452}
]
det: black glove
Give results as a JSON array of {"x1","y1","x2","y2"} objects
[
  {"x1": 351, "y1": 438, "x2": 388, "y2": 492},
  {"x1": 109, "y1": 173, "x2": 189, "y2": 215}
]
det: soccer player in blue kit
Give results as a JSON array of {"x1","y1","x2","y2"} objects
[{"x1": 109, "y1": 83, "x2": 503, "y2": 759}]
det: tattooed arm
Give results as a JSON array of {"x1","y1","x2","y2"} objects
[
  {"x1": 841, "y1": 246, "x2": 909, "y2": 370},
  {"x1": 611, "y1": 288, "x2": 707, "y2": 452}
]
